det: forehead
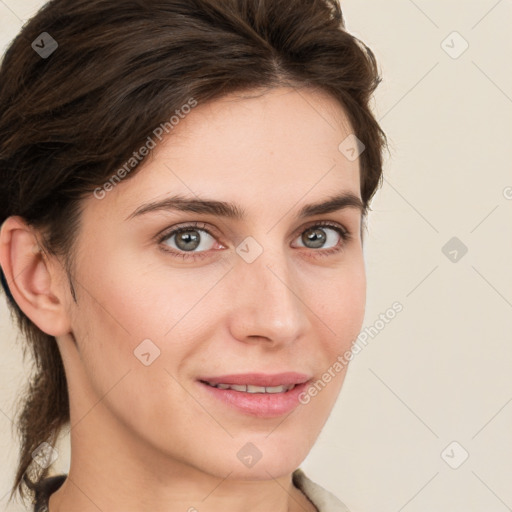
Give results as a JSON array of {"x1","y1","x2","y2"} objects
[
  {"x1": 85, "y1": 86, "x2": 361, "y2": 222},
  {"x1": 170, "y1": 86, "x2": 355, "y2": 162}
]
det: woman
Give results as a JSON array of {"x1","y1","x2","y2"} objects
[{"x1": 0, "y1": 0, "x2": 387, "y2": 510}]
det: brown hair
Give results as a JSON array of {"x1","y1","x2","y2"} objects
[{"x1": 0, "y1": 0, "x2": 388, "y2": 505}]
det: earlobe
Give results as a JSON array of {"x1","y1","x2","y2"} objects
[{"x1": 0, "y1": 216, "x2": 72, "y2": 337}]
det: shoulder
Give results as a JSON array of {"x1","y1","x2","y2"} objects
[{"x1": 292, "y1": 468, "x2": 352, "y2": 512}]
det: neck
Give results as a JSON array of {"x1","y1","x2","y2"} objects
[{"x1": 47, "y1": 398, "x2": 315, "y2": 512}]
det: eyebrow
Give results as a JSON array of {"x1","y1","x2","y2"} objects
[{"x1": 125, "y1": 191, "x2": 365, "y2": 221}]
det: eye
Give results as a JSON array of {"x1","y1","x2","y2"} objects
[
  {"x1": 158, "y1": 222, "x2": 221, "y2": 260},
  {"x1": 292, "y1": 221, "x2": 350, "y2": 255},
  {"x1": 157, "y1": 220, "x2": 350, "y2": 261}
]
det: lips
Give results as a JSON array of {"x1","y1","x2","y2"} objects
[{"x1": 197, "y1": 372, "x2": 312, "y2": 418}]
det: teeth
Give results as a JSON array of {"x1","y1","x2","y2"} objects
[
  {"x1": 205, "y1": 381, "x2": 296, "y2": 393},
  {"x1": 246, "y1": 385, "x2": 266, "y2": 393},
  {"x1": 230, "y1": 384, "x2": 247, "y2": 392},
  {"x1": 265, "y1": 385, "x2": 289, "y2": 393}
]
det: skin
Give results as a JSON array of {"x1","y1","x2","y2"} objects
[{"x1": 0, "y1": 86, "x2": 366, "y2": 512}]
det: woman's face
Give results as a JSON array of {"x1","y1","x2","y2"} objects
[{"x1": 60, "y1": 86, "x2": 366, "y2": 480}]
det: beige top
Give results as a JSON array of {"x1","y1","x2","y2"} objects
[
  {"x1": 293, "y1": 468, "x2": 351, "y2": 511},
  {"x1": 34, "y1": 468, "x2": 350, "y2": 512}
]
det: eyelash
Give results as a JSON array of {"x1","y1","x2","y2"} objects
[{"x1": 156, "y1": 220, "x2": 351, "y2": 261}]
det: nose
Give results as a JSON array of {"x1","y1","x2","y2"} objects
[{"x1": 227, "y1": 244, "x2": 310, "y2": 348}]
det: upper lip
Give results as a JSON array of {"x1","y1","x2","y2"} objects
[{"x1": 198, "y1": 372, "x2": 312, "y2": 387}]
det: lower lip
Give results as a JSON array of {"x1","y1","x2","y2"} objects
[{"x1": 198, "y1": 381, "x2": 310, "y2": 418}]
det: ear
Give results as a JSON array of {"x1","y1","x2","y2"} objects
[{"x1": 0, "y1": 216, "x2": 72, "y2": 337}]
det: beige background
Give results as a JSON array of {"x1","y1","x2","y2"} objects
[{"x1": 1, "y1": 1, "x2": 511, "y2": 511}]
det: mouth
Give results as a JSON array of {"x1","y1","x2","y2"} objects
[{"x1": 197, "y1": 372, "x2": 312, "y2": 418}]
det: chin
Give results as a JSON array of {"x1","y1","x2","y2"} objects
[{"x1": 213, "y1": 429, "x2": 315, "y2": 480}]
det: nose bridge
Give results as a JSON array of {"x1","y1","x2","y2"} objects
[{"x1": 228, "y1": 236, "x2": 308, "y2": 343}]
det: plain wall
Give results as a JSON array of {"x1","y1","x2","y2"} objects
[{"x1": 1, "y1": 1, "x2": 511, "y2": 511}]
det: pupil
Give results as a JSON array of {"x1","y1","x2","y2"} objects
[
  {"x1": 304, "y1": 228, "x2": 325, "y2": 249},
  {"x1": 177, "y1": 230, "x2": 200, "y2": 251}
]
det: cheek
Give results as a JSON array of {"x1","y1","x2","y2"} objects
[
  {"x1": 70, "y1": 251, "x2": 224, "y2": 391},
  {"x1": 69, "y1": 266, "x2": 198, "y2": 437},
  {"x1": 315, "y1": 256, "x2": 366, "y2": 351},
  {"x1": 75, "y1": 249, "x2": 192, "y2": 339},
  {"x1": 298, "y1": 260, "x2": 365, "y2": 419}
]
